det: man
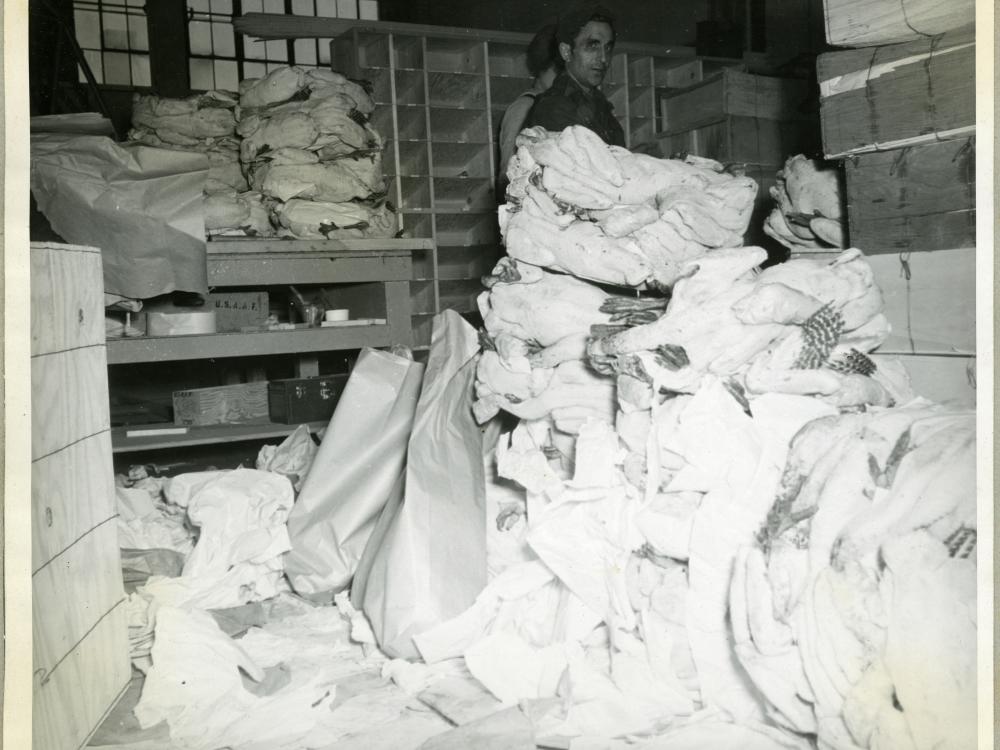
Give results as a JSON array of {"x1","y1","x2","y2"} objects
[{"x1": 522, "y1": 5, "x2": 625, "y2": 148}]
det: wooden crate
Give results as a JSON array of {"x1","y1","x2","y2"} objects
[
  {"x1": 172, "y1": 381, "x2": 271, "y2": 426},
  {"x1": 845, "y1": 138, "x2": 975, "y2": 253},
  {"x1": 866, "y1": 247, "x2": 975, "y2": 355},
  {"x1": 817, "y1": 30, "x2": 975, "y2": 157},
  {"x1": 823, "y1": 0, "x2": 974, "y2": 48},
  {"x1": 31, "y1": 243, "x2": 129, "y2": 750},
  {"x1": 660, "y1": 69, "x2": 811, "y2": 133},
  {"x1": 656, "y1": 115, "x2": 819, "y2": 165}
]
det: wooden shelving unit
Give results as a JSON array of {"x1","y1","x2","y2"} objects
[
  {"x1": 316, "y1": 17, "x2": 726, "y2": 348},
  {"x1": 108, "y1": 237, "x2": 421, "y2": 452}
]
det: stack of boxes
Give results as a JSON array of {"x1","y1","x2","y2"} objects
[{"x1": 815, "y1": 2, "x2": 976, "y2": 404}]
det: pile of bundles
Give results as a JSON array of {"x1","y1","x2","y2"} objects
[
  {"x1": 733, "y1": 405, "x2": 976, "y2": 750},
  {"x1": 764, "y1": 154, "x2": 847, "y2": 251},
  {"x1": 498, "y1": 125, "x2": 758, "y2": 289},
  {"x1": 236, "y1": 65, "x2": 396, "y2": 240},
  {"x1": 127, "y1": 65, "x2": 397, "y2": 240},
  {"x1": 128, "y1": 91, "x2": 269, "y2": 237},
  {"x1": 424, "y1": 124, "x2": 978, "y2": 747}
]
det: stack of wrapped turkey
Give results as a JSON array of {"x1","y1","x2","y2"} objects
[
  {"x1": 764, "y1": 154, "x2": 848, "y2": 251},
  {"x1": 128, "y1": 91, "x2": 270, "y2": 237},
  {"x1": 236, "y1": 65, "x2": 396, "y2": 240},
  {"x1": 422, "y1": 125, "x2": 977, "y2": 748}
]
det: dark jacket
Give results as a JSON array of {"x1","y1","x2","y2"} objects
[{"x1": 523, "y1": 71, "x2": 625, "y2": 147}]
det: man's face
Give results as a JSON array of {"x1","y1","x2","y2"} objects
[{"x1": 562, "y1": 20, "x2": 615, "y2": 89}]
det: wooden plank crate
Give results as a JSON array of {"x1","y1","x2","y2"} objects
[
  {"x1": 31, "y1": 243, "x2": 130, "y2": 750},
  {"x1": 844, "y1": 137, "x2": 975, "y2": 253},
  {"x1": 656, "y1": 115, "x2": 819, "y2": 166},
  {"x1": 817, "y1": 30, "x2": 975, "y2": 158},
  {"x1": 822, "y1": 0, "x2": 974, "y2": 48},
  {"x1": 660, "y1": 69, "x2": 812, "y2": 135}
]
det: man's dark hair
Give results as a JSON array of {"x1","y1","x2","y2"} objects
[
  {"x1": 555, "y1": 4, "x2": 617, "y2": 48},
  {"x1": 525, "y1": 24, "x2": 560, "y2": 77}
]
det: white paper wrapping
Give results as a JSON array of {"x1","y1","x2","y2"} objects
[
  {"x1": 30, "y1": 133, "x2": 209, "y2": 298},
  {"x1": 283, "y1": 347, "x2": 425, "y2": 599}
]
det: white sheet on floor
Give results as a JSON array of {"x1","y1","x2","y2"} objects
[{"x1": 142, "y1": 469, "x2": 294, "y2": 610}]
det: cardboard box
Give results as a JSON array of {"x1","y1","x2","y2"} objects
[
  {"x1": 172, "y1": 382, "x2": 270, "y2": 426},
  {"x1": 268, "y1": 375, "x2": 348, "y2": 424},
  {"x1": 817, "y1": 30, "x2": 974, "y2": 157},
  {"x1": 208, "y1": 291, "x2": 270, "y2": 332}
]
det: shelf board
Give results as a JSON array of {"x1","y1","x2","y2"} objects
[
  {"x1": 111, "y1": 420, "x2": 328, "y2": 453},
  {"x1": 107, "y1": 325, "x2": 394, "y2": 364},
  {"x1": 205, "y1": 238, "x2": 433, "y2": 253}
]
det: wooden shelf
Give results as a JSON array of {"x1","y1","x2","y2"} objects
[
  {"x1": 111, "y1": 420, "x2": 329, "y2": 453},
  {"x1": 107, "y1": 324, "x2": 395, "y2": 364}
]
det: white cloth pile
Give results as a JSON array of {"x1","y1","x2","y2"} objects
[
  {"x1": 764, "y1": 155, "x2": 847, "y2": 251},
  {"x1": 127, "y1": 91, "x2": 271, "y2": 237},
  {"x1": 424, "y1": 125, "x2": 976, "y2": 747},
  {"x1": 499, "y1": 126, "x2": 759, "y2": 289},
  {"x1": 125, "y1": 468, "x2": 295, "y2": 674},
  {"x1": 732, "y1": 405, "x2": 976, "y2": 750},
  {"x1": 236, "y1": 65, "x2": 397, "y2": 240}
]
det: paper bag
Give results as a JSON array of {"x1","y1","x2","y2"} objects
[
  {"x1": 30, "y1": 133, "x2": 209, "y2": 298},
  {"x1": 284, "y1": 348, "x2": 424, "y2": 600},
  {"x1": 355, "y1": 310, "x2": 488, "y2": 659}
]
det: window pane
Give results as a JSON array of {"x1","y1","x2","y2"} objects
[
  {"x1": 358, "y1": 0, "x2": 378, "y2": 20},
  {"x1": 102, "y1": 11, "x2": 129, "y2": 49},
  {"x1": 189, "y1": 21, "x2": 213, "y2": 55},
  {"x1": 104, "y1": 51, "x2": 132, "y2": 84},
  {"x1": 265, "y1": 39, "x2": 288, "y2": 61},
  {"x1": 190, "y1": 58, "x2": 215, "y2": 90},
  {"x1": 210, "y1": 0, "x2": 233, "y2": 14},
  {"x1": 291, "y1": 0, "x2": 314, "y2": 14},
  {"x1": 263, "y1": 0, "x2": 284, "y2": 12},
  {"x1": 131, "y1": 54, "x2": 151, "y2": 86},
  {"x1": 294, "y1": 38, "x2": 317, "y2": 65},
  {"x1": 242, "y1": 0, "x2": 263, "y2": 12},
  {"x1": 243, "y1": 35, "x2": 266, "y2": 60},
  {"x1": 215, "y1": 60, "x2": 239, "y2": 91},
  {"x1": 337, "y1": 0, "x2": 358, "y2": 18},
  {"x1": 316, "y1": 0, "x2": 337, "y2": 17},
  {"x1": 318, "y1": 38, "x2": 331, "y2": 65},
  {"x1": 74, "y1": 10, "x2": 101, "y2": 48},
  {"x1": 128, "y1": 15, "x2": 149, "y2": 51},
  {"x1": 212, "y1": 22, "x2": 235, "y2": 56},
  {"x1": 79, "y1": 49, "x2": 104, "y2": 83},
  {"x1": 243, "y1": 61, "x2": 267, "y2": 79},
  {"x1": 189, "y1": 0, "x2": 211, "y2": 12}
]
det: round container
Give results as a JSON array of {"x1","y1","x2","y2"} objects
[{"x1": 325, "y1": 308, "x2": 350, "y2": 322}]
